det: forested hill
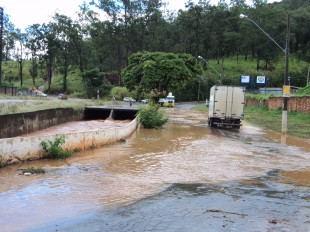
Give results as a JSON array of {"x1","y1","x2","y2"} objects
[{"x1": 1, "y1": 0, "x2": 309, "y2": 94}]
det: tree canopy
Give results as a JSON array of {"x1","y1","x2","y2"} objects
[
  {"x1": 121, "y1": 51, "x2": 202, "y2": 98},
  {"x1": 0, "y1": 0, "x2": 309, "y2": 97}
]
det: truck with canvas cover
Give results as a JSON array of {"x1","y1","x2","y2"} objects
[{"x1": 208, "y1": 85, "x2": 245, "y2": 129}]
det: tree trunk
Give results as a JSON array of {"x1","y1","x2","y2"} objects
[{"x1": 256, "y1": 57, "x2": 259, "y2": 71}]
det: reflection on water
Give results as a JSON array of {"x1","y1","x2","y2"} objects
[{"x1": 0, "y1": 108, "x2": 309, "y2": 231}]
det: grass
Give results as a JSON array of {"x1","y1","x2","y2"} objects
[
  {"x1": 245, "y1": 106, "x2": 310, "y2": 138},
  {"x1": 0, "y1": 97, "x2": 107, "y2": 115},
  {"x1": 192, "y1": 104, "x2": 208, "y2": 112},
  {"x1": 193, "y1": 103, "x2": 310, "y2": 138}
]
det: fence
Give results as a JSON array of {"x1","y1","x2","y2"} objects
[{"x1": 0, "y1": 86, "x2": 17, "y2": 96}]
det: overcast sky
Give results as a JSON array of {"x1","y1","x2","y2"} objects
[{"x1": 0, "y1": 0, "x2": 280, "y2": 31}]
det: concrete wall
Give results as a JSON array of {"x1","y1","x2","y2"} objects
[
  {"x1": 0, "y1": 108, "x2": 84, "y2": 139},
  {"x1": 246, "y1": 96, "x2": 310, "y2": 113},
  {"x1": 0, "y1": 117, "x2": 139, "y2": 165}
]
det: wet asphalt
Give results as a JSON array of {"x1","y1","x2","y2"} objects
[{"x1": 32, "y1": 174, "x2": 310, "y2": 232}]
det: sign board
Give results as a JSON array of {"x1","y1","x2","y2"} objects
[
  {"x1": 256, "y1": 76, "x2": 266, "y2": 84},
  {"x1": 240, "y1": 76, "x2": 251, "y2": 84},
  {"x1": 282, "y1": 85, "x2": 291, "y2": 97}
]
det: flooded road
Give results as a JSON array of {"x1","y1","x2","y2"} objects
[{"x1": 0, "y1": 104, "x2": 309, "y2": 231}]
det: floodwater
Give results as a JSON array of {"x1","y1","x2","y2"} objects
[{"x1": 0, "y1": 105, "x2": 309, "y2": 231}]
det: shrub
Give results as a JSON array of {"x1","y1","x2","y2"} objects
[
  {"x1": 110, "y1": 86, "x2": 131, "y2": 100},
  {"x1": 40, "y1": 134, "x2": 73, "y2": 159},
  {"x1": 20, "y1": 167, "x2": 46, "y2": 174},
  {"x1": 137, "y1": 103, "x2": 168, "y2": 129}
]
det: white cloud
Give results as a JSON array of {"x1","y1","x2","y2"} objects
[
  {"x1": 1, "y1": 0, "x2": 84, "y2": 30},
  {"x1": 0, "y1": 0, "x2": 281, "y2": 31}
]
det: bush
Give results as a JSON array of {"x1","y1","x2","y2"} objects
[
  {"x1": 20, "y1": 167, "x2": 46, "y2": 174},
  {"x1": 137, "y1": 103, "x2": 168, "y2": 129},
  {"x1": 40, "y1": 134, "x2": 73, "y2": 159},
  {"x1": 110, "y1": 86, "x2": 131, "y2": 100},
  {"x1": 296, "y1": 83, "x2": 310, "y2": 95}
]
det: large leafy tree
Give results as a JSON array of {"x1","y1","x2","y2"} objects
[
  {"x1": 83, "y1": 69, "x2": 113, "y2": 98},
  {"x1": 25, "y1": 24, "x2": 42, "y2": 86},
  {"x1": 121, "y1": 51, "x2": 202, "y2": 99}
]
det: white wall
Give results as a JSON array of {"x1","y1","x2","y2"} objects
[{"x1": 0, "y1": 118, "x2": 139, "y2": 165}]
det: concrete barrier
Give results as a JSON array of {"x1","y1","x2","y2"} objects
[{"x1": 0, "y1": 117, "x2": 139, "y2": 165}]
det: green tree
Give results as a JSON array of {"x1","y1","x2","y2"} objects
[
  {"x1": 121, "y1": 51, "x2": 202, "y2": 100},
  {"x1": 83, "y1": 69, "x2": 113, "y2": 98},
  {"x1": 25, "y1": 24, "x2": 41, "y2": 86}
]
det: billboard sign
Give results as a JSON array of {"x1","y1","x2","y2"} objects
[
  {"x1": 255, "y1": 76, "x2": 268, "y2": 86},
  {"x1": 240, "y1": 76, "x2": 251, "y2": 86}
]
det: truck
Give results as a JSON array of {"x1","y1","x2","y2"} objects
[
  {"x1": 163, "y1": 92, "x2": 175, "y2": 107},
  {"x1": 208, "y1": 85, "x2": 245, "y2": 129}
]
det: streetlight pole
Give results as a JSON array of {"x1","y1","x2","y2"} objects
[
  {"x1": 198, "y1": 56, "x2": 222, "y2": 84},
  {"x1": 240, "y1": 14, "x2": 290, "y2": 134}
]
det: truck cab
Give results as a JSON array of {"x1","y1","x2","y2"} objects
[{"x1": 164, "y1": 92, "x2": 175, "y2": 107}]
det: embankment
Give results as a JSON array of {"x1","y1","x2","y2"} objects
[{"x1": 0, "y1": 117, "x2": 139, "y2": 165}]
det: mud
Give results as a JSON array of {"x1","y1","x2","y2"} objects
[
  {"x1": 0, "y1": 104, "x2": 309, "y2": 231},
  {"x1": 19, "y1": 119, "x2": 132, "y2": 137}
]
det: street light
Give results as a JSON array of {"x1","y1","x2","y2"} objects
[
  {"x1": 240, "y1": 14, "x2": 290, "y2": 134},
  {"x1": 198, "y1": 56, "x2": 222, "y2": 84}
]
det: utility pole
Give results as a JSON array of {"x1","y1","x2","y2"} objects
[
  {"x1": 240, "y1": 14, "x2": 291, "y2": 135},
  {"x1": 282, "y1": 14, "x2": 290, "y2": 134}
]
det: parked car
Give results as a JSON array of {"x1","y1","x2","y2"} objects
[
  {"x1": 58, "y1": 93, "x2": 68, "y2": 100},
  {"x1": 123, "y1": 97, "x2": 135, "y2": 102},
  {"x1": 35, "y1": 92, "x2": 47, "y2": 97},
  {"x1": 158, "y1": 98, "x2": 165, "y2": 107}
]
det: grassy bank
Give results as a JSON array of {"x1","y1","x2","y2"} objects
[
  {"x1": 245, "y1": 106, "x2": 310, "y2": 138},
  {"x1": 193, "y1": 104, "x2": 309, "y2": 138},
  {"x1": 0, "y1": 98, "x2": 108, "y2": 115}
]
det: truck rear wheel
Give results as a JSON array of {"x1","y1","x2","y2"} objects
[{"x1": 208, "y1": 119, "x2": 212, "y2": 127}]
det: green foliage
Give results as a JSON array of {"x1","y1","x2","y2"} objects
[
  {"x1": 49, "y1": 69, "x2": 85, "y2": 94},
  {"x1": 0, "y1": 99, "x2": 94, "y2": 115},
  {"x1": 137, "y1": 103, "x2": 169, "y2": 129},
  {"x1": 296, "y1": 83, "x2": 310, "y2": 95},
  {"x1": 2, "y1": 0, "x2": 310, "y2": 102},
  {"x1": 110, "y1": 86, "x2": 131, "y2": 100},
  {"x1": 83, "y1": 69, "x2": 113, "y2": 99},
  {"x1": 192, "y1": 103, "x2": 208, "y2": 112},
  {"x1": 245, "y1": 105, "x2": 310, "y2": 138},
  {"x1": 122, "y1": 51, "x2": 202, "y2": 99},
  {"x1": 40, "y1": 134, "x2": 73, "y2": 159},
  {"x1": 20, "y1": 167, "x2": 46, "y2": 174},
  {"x1": 246, "y1": 94, "x2": 271, "y2": 101}
]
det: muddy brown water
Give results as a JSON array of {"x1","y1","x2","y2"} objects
[{"x1": 0, "y1": 105, "x2": 309, "y2": 231}]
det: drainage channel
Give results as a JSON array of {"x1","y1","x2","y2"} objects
[{"x1": 84, "y1": 106, "x2": 138, "y2": 120}]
